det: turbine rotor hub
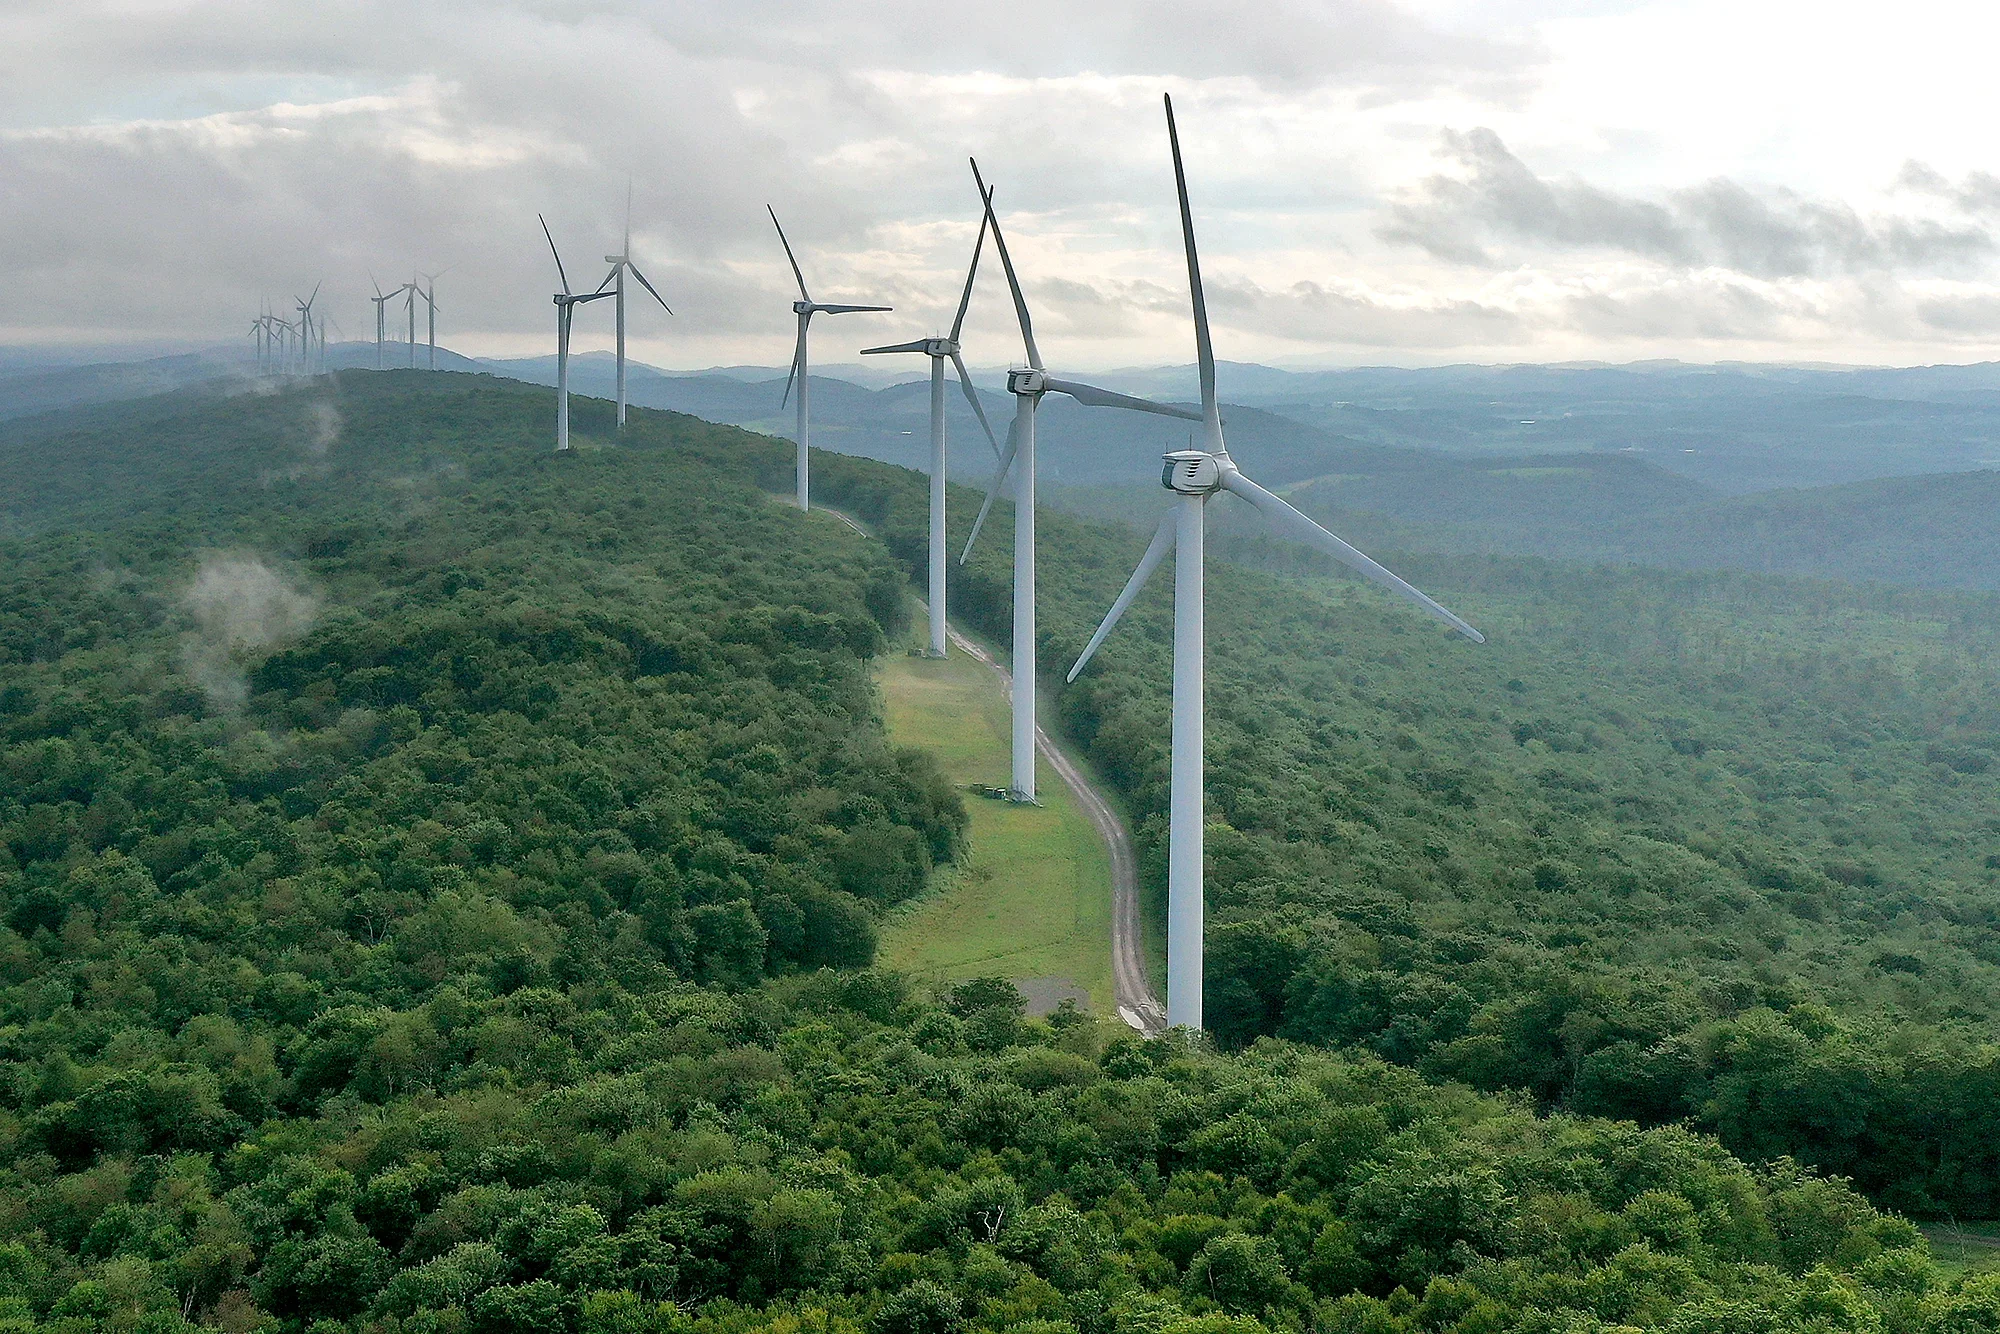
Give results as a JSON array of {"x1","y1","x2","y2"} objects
[
  {"x1": 1162, "y1": 449, "x2": 1225, "y2": 495},
  {"x1": 922, "y1": 338, "x2": 956, "y2": 357},
  {"x1": 793, "y1": 301, "x2": 814, "y2": 315}
]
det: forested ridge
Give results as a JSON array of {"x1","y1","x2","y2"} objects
[
  {"x1": 825, "y1": 436, "x2": 2000, "y2": 1218},
  {"x1": 0, "y1": 371, "x2": 1993, "y2": 1334}
]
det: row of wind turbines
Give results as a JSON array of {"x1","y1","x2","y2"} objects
[
  {"x1": 369, "y1": 277, "x2": 445, "y2": 371},
  {"x1": 248, "y1": 285, "x2": 329, "y2": 376},
  {"x1": 531, "y1": 99, "x2": 1485, "y2": 1032},
  {"x1": 248, "y1": 275, "x2": 444, "y2": 377}
]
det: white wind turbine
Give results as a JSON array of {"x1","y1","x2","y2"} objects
[
  {"x1": 1066, "y1": 95, "x2": 1485, "y2": 1031},
  {"x1": 602, "y1": 189, "x2": 673, "y2": 428},
  {"x1": 404, "y1": 281, "x2": 420, "y2": 367},
  {"x1": 541, "y1": 214, "x2": 616, "y2": 452},
  {"x1": 858, "y1": 189, "x2": 1003, "y2": 658},
  {"x1": 369, "y1": 280, "x2": 394, "y2": 369},
  {"x1": 294, "y1": 285, "x2": 321, "y2": 377},
  {"x1": 959, "y1": 158, "x2": 1202, "y2": 802},
  {"x1": 418, "y1": 272, "x2": 447, "y2": 369},
  {"x1": 769, "y1": 206, "x2": 891, "y2": 511}
]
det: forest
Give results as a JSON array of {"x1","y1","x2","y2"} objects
[
  {"x1": 823, "y1": 428, "x2": 2000, "y2": 1218},
  {"x1": 0, "y1": 371, "x2": 1997, "y2": 1332}
]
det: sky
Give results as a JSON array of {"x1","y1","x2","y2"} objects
[{"x1": 9, "y1": 0, "x2": 2000, "y2": 372}]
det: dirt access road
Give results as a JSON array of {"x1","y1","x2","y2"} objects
[
  {"x1": 815, "y1": 501, "x2": 1166, "y2": 1033},
  {"x1": 936, "y1": 624, "x2": 1166, "y2": 1035}
]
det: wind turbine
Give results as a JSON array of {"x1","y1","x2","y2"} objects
[
  {"x1": 859, "y1": 190, "x2": 1003, "y2": 658},
  {"x1": 541, "y1": 214, "x2": 616, "y2": 452},
  {"x1": 404, "y1": 281, "x2": 419, "y2": 367},
  {"x1": 295, "y1": 285, "x2": 321, "y2": 377},
  {"x1": 959, "y1": 159, "x2": 1202, "y2": 802},
  {"x1": 769, "y1": 206, "x2": 891, "y2": 511},
  {"x1": 418, "y1": 271, "x2": 447, "y2": 369},
  {"x1": 369, "y1": 280, "x2": 393, "y2": 369},
  {"x1": 602, "y1": 189, "x2": 673, "y2": 428},
  {"x1": 1066, "y1": 95, "x2": 1485, "y2": 1032}
]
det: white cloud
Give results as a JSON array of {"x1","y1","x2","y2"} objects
[{"x1": 7, "y1": 0, "x2": 2000, "y2": 368}]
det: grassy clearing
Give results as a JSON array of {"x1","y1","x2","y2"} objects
[
  {"x1": 1921, "y1": 1223, "x2": 2000, "y2": 1277},
  {"x1": 875, "y1": 630, "x2": 1114, "y2": 1013}
]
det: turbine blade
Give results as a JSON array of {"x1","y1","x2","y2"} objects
[
  {"x1": 539, "y1": 214, "x2": 571, "y2": 294},
  {"x1": 628, "y1": 262, "x2": 673, "y2": 314},
  {"x1": 959, "y1": 412, "x2": 1021, "y2": 564},
  {"x1": 768, "y1": 205, "x2": 812, "y2": 301},
  {"x1": 949, "y1": 350, "x2": 1002, "y2": 456},
  {"x1": 780, "y1": 322, "x2": 806, "y2": 410},
  {"x1": 969, "y1": 158, "x2": 1042, "y2": 370},
  {"x1": 859, "y1": 339, "x2": 931, "y2": 355},
  {"x1": 1068, "y1": 510, "x2": 1177, "y2": 681},
  {"x1": 949, "y1": 185, "x2": 994, "y2": 341},
  {"x1": 1165, "y1": 93, "x2": 1223, "y2": 449},
  {"x1": 815, "y1": 303, "x2": 893, "y2": 314},
  {"x1": 1044, "y1": 376, "x2": 1202, "y2": 421},
  {"x1": 624, "y1": 180, "x2": 633, "y2": 257},
  {"x1": 1220, "y1": 471, "x2": 1484, "y2": 642}
]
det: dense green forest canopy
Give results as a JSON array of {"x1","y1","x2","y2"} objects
[
  {"x1": 828, "y1": 441, "x2": 2000, "y2": 1219},
  {"x1": 0, "y1": 371, "x2": 1994, "y2": 1334}
]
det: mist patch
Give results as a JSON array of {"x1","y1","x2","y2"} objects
[{"x1": 178, "y1": 555, "x2": 318, "y2": 709}]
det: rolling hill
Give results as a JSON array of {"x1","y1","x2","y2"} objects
[{"x1": 3, "y1": 373, "x2": 1996, "y2": 1330}]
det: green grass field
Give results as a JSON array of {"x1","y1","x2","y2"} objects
[{"x1": 875, "y1": 632, "x2": 1115, "y2": 1014}]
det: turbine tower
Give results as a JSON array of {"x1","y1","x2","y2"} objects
[
  {"x1": 404, "y1": 281, "x2": 419, "y2": 367},
  {"x1": 418, "y1": 272, "x2": 446, "y2": 369},
  {"x1": 769, "y1": 206, "x2": 891, "y2": 511},
  {"x1": 541, "y1": 214, "x2": 616, "y2": 452},
  {"x1": 1066, "y1": 95, "x2": 1485, "y2": 1031},
  {"x1": 295, "y1": 285, "x2": 321, "y2": 377},
  {"x1": 602, "y1": 189, "x2": 673, "y2": 428},
  {"x1": 959, "y1": 159, "x2": 1201, "y2": 802},
  {"x1": 859, "y1": 188, "x2": 1003, "y2": 657},
  {"x1": 369, "y1": 281, "x2": 393, "y2": 369}
]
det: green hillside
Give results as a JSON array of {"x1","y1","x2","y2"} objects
[
  {"x1": 836, "y1": 451, "x2": 2000, "y2": 1218},
  {"x1": 0, "y1": 372, "x2": 1987, "y2": 1334}
]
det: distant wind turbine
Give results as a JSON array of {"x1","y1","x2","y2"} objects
[
  {"x1": 959, "y1": 159, "x2": 1202, "y2": 802},
  {"x1": 1066, "y1": 95, "x2": 1485, "y2": 1032},
  {"x1": 769, "y1": 206, "x2": 891, "y2": 510},
  {"x1": 404, "y1": 282, "x2": 419, "y2": 367},
  {"x1": 541, "y1": 214, "x2": 616, "y2": 452},
  {"x1": 602, "y1": 188, "x2": 673, "y2": 428},
  {"x1": 369, "y1": 280, "x2": 393, "y2": 369},
  {"x1": 419, "y1": 271, "x2": 447, "y2": 369},
  {"x1": 860, "y1": 189, "x2": 1003, "y2": 658},
  {"x1": 295, "y1": 285, "x2": 321, "y2": 377}
]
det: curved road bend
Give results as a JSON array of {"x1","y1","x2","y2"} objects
[
  {"x1": 813, "y1": 503, "x2": 1167, "y2": 1034},
  {"x1": 941, "y1": 624, "x2": 1167, "y2": 1034}
]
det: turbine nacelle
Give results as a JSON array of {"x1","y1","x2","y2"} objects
[
  {"x1": 1007, "y1": 368, "x2": 1046, "y2": 395},
  {"x1": 1162, "y1": 450, "x2": 1225, "y2": 495}
]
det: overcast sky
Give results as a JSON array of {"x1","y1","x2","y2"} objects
[{"x1": 10, "y1": 0, "x2": 2000, "y2": 371}]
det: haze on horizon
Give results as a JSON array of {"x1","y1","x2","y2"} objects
[{"x1": 9, "y1": 0, "x2": 2000, "y2": 373}]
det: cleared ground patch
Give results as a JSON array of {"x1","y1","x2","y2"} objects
[{"x1": 875, "y1": 636, "x2": 1114, "y2": 1012}]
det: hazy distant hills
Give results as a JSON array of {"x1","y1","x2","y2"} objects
[
  {"x1": 12, "y1": 342, "x2": 2000, "y2": 590},
  {"x1": 11, "y1": 342, "x2": 2000, "y2": 494},
  {"x1": 1265, "y1": 464, "x2": 2000, "y2": 591}
]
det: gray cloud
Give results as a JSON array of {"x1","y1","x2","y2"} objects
[{"x1": 1386, "y1": 128, "x2": 1995, "y2": 279}]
